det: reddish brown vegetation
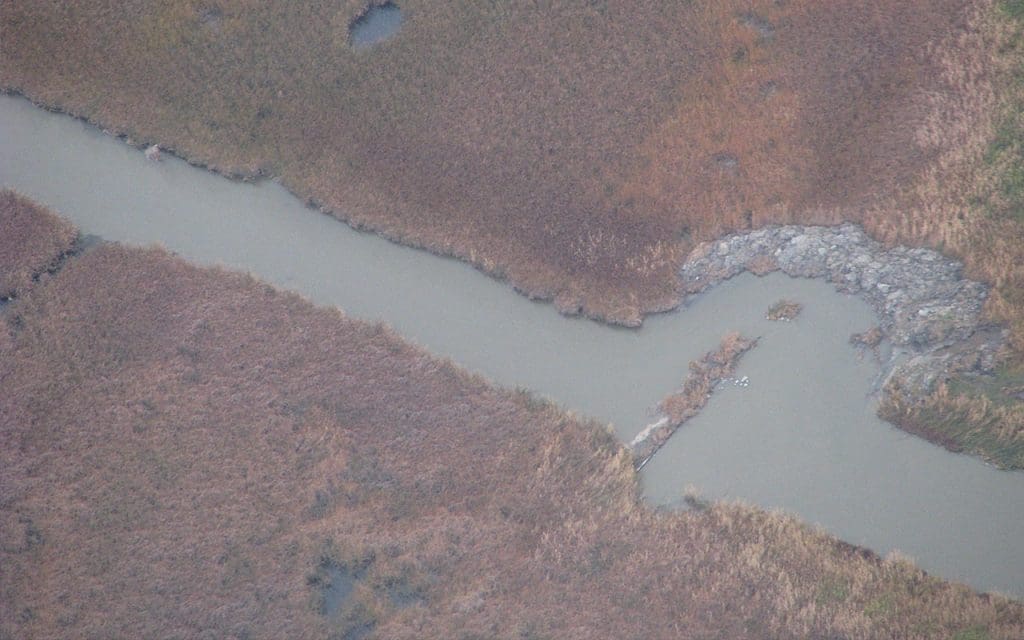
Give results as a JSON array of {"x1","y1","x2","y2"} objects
[
  {"x1": 3, "y1": 234, "x2": 1021, "y2": 638},
  {"x1": 0, "y1": 190, "x2": 76, "y2": 298},
  {"x1": 3, "y1": 0, "x2": 1017, "y2": 329},
  {"x1": 659, "y1": 333, "x2": 757, "y2": 426},
  {"x1": 850, "y1": 327, "x2": 884, "y2": 350},
  {"x1": 5, "y1": 2, "x2": 1023, "y2": 461},
  {"x1": 859, "y1": 3, "x2": 1024, "y2": 355}
]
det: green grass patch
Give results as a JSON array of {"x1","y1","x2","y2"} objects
[
  {"x1": 902, "y1": 406, "x2": 1024, "y2": 470},
  {"x1": 864, "y1": 592, "x2": 897, "y2": 620},
  {"x1": 1000, "y1": 0, "x2": 1024, "y2": 21},
  {"x1": 814, "y1": 576, "x2": 850, "y2": 605},
  {"x1": 978, "y1": 113, "x2": 1024, "y2": 223},
  {"x1": 947, "y1": 365, "x2": 1024, "y2": 410},
  {"x1": 978, "y1": 4, "x2": 1024, "y2": 223},
  {"x1": 891, "y1": 366, "x2": 1024, "y2": 469},
  {"x1": 953, "y1": 626, "x2": 991, "y2": 640}
]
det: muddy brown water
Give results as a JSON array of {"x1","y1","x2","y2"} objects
[{"x1": 2, "y1": 94, "x2": 1023, "y2": 597}]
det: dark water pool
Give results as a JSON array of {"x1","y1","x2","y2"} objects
[{"x1": 350, "y1": 3, "x2": 403, "y2": 49}]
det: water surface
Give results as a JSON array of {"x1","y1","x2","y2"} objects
[
  {"x1": 350, "y1": 3, "x2": 403, "y2": 49},
  {"x1": 322, "y1": 566, "x2": 356, "y2": 617},
  {"x1": 2, "y1": 95, "x2": 1023, "y2": 596}
]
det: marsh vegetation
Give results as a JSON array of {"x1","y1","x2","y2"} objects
[
  {"x1": 4, "y1": 0, "x2": 1021, "y2": 463},
  {"x1": 3, "y1": 0, "x2": 1024, "y2": 635},
  {"x1": 2, "y1": 201, "x2": 1023, "y2": 638},
  {"x1": 4, "y1": 0, "x2": 1023, "y2": 460},
  {"x1": 0, "y1": 191, "x2": 76, "y2": 299},
  {"x1": 766, "y1": 300, "x2": 802, "y2": 322},
  {"x1": 3, "y1": 0, "x2": 1021, "y2": 333},
  {"x1": 632, "y1": 333, "x2": 757, "y2": 468}
]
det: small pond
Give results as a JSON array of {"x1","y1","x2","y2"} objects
[{"x1": 350, "y1": 3, "x2": 403, "y2": 49}]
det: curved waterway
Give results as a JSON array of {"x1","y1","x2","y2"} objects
[{"x1": 2, "y1": 94, "x2": 1023, "y2": 597}]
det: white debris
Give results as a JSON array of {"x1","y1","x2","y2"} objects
[
  {"x1": 630, "y1": 417, "x2": 669, "y2": 448},
  {"x1": 722, "y1": 375, "x2": 750, "y2": 388}
]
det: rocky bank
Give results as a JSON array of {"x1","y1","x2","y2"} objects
[{"x1": 678, "y1": 223, "x2": 1007, "y2": 400}]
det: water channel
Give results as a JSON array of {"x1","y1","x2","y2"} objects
[{"x1": 2, "y1": 94, "x2": 1022, "y2": 597}]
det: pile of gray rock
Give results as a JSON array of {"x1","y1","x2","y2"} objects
[{"x1": 678, "y1": 223, "x2": 1007, "y2": 399}]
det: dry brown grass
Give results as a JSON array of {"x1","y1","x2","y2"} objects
[
  {"x1": 850, "y1": 327, "x2": 884, "y2": 349},
  {"x1": 2, "y1": 213, "x2": 1022, "y2": 638},
  {"x1": 4, "y1": 3, "x2": 1021, "y2": 462},
  {"x1": 861, "y1": 1, "x2": 1024, "y2": 356},
  {"x1": 659, "y1": 332, "x2": 756, "y2": 427},
  {"x1": 858, "y1": 1, "x2": 1024, "y2": 466},
  {"x1": 882, "y1": 370, "x2": 1024, "y2": 469},
  {"x1": 0, "y1": 190, "x2": 77, "y2": 298},
  {"x1": 0, "y1": 0, "x2": 988, "y2": 325}
]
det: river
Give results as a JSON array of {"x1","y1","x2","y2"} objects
[{"x1": 2, "y1": 94, "x2": 1022, "y2": 597}]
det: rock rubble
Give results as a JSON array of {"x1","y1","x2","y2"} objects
[{"x1": 678, "y1": 223, "x2": 1006, "y2": 399}]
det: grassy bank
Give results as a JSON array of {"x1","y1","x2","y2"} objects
[
  {"x1": 0, "y1": 0, "x2": 1001, "y2": 324},
  {"x1": 882, "y1": 367, "x2": 1024, "y2": 469},
  {"x1": 4, "y1": 0, "x2": 1022, "y2": 463},
  {"x1": 0, "y1": 191, "x2": 77, "y2": 299},
  {"x1": 870, "y1": 0, "x2": 1024, "y2": 468},
  {"x1": 2, "y1": 199, "x2": 1023, "y2": 638},
  {"x1": 861, "y1": 0, "x2": 1024, "y2": 354}
]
